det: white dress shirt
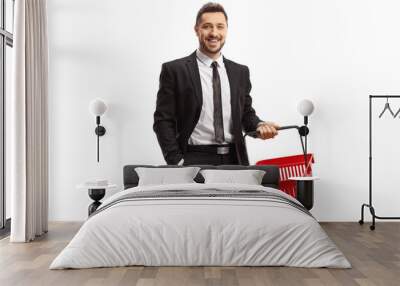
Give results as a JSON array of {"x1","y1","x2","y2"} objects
[{"x1": 188, "y1": 49, "x2": 233, "y2": 145}]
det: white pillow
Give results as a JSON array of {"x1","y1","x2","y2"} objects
[
  {"x1": 135, "y1": 167, "x2": 201, "y2": 186},
  {"x1": 200, "y1": 169, "x2": 266, "y2": 185}
]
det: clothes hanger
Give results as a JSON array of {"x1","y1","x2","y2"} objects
[
  {"x1": 393, "y1": 105, "x2": 400, "y2": 118},
  {"x1": 378, "y1": 97, "x2": 395, "y2": 118}
]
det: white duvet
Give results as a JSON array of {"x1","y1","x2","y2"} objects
[{"x1": 50, "y1": 183, "x2": 351, "y2": 269}]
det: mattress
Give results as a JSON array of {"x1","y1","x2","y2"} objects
[{"x1": 50, "y1": 183, "x2": 351, "y2": 269}]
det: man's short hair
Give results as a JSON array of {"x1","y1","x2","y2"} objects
[{"x1": 195, "y1": 2, "x2": 228, "y2": 26}]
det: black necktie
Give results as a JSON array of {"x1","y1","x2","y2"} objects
[{"x1": 211, "y1": 61, "x2": 225, "y2": 143}]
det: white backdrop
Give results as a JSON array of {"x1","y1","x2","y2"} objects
[{"x1": 47, "y1": 0, "x2": 400, "y2": 221}]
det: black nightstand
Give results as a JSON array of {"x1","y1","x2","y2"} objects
[
  {"x1": 289, "y1": 177, "x2": 319, "y2": 210},
  {"x1": 77, "y1": 184, "x2": 116, "y2": 216}
]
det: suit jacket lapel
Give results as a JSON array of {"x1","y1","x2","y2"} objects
[
  {"x1": 186, "y1": 51, "x2": 202, "y2": 106},
  {"x1": 224, "y1": 57, "x2": 247, "y2": 164}
]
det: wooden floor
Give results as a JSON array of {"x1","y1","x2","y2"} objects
[{"x1": 0, "y1": 222, "x2": 399, "y2": 286}]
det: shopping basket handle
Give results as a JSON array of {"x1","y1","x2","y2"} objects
[{"x1": 244, "y1": 125, "x2": 299, "y2": 138}]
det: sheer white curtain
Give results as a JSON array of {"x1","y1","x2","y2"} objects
[{"x1": 9, "y1": 0, "x2": 48, "y2": 242}]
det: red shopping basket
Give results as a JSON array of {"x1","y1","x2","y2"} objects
[{"x1": 256, "y1": 153, "x2": 314, "y2": 198}]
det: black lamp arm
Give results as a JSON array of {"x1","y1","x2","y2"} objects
[
  {"x1": 244, "y1": 125, "x2": 299, "y2": 138},
  {"x1": 244, "y1": 124, "x2": 309, "y2": 162},
  {"x1": 244, "y1": 124, "x2": 310, "y2": 137}
]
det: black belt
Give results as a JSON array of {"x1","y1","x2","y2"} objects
[{"x1": 186, "y1": 144, "x2": 235, "y2": 155}]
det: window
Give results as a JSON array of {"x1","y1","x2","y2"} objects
[{"x1": 0, "y1": 0, "x2": 14, "y2": 234}]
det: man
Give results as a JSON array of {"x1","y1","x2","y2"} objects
[{"x1": 153, "y1": 2, "x2": 279, "y2": 166}]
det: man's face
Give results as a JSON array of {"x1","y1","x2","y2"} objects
[{"x1": 195, "y1": 12, "x2": 227, "y2": 56}]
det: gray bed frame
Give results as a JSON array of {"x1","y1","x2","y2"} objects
[{"x1": 123, "y1": 165, "x2": 280, "y2": 190}]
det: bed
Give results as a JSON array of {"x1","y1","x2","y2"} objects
[{"x1": 50, "y1": 165, "x2": 350, "y2": 269}]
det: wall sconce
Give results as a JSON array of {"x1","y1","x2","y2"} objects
[
  {"x1": 245, "y1": 99, "x2": 315, "y2": 160},
  {"x1": 275, "y1": 99, "x2": 315, "y2": 160},
  {"x1": 297, "y1": 99, "x2": 314, "y2": 156},
  {"x1": 89, "y1": 98, "x2": 107, "y2": 162}
]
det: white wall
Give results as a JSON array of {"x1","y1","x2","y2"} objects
[{"x1": 48, "y1": 0, "x2": 400, "y2": 221}]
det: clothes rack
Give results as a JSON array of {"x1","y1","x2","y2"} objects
[{"x1": 359, "y1": 95, "x2": 400, "y2": 230}]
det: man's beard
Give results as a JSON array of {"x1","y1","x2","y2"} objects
[{"x1": 199, "y1": 38, "x2": 225, "y2": 55}]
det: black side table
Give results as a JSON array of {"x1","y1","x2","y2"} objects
[
  {"x1": 289, "y1": 177, "x2": 319, "y2": 210},
  {"x1": 77, "y1": 184, "x2": 116, "y2": 216}
]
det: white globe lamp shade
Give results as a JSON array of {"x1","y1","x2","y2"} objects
[
  {"x1": 297, "y1": 99, "x2": 314, "y2": 116},
  {"x1": 89, "y1": 99, "x2": 107, "y2": 116}
]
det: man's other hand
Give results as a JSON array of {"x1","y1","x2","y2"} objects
[{"x1": 256, "y1": 121, "x2": 280, "y2": 140}]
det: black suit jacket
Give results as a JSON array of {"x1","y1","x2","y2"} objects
[{"x1": 153, "y1": 51, "x2": 262, "y2": 165}]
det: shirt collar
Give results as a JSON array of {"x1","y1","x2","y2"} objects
[{"x1": 196, "y1": 49, "x2": 224, "y2": 68}]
